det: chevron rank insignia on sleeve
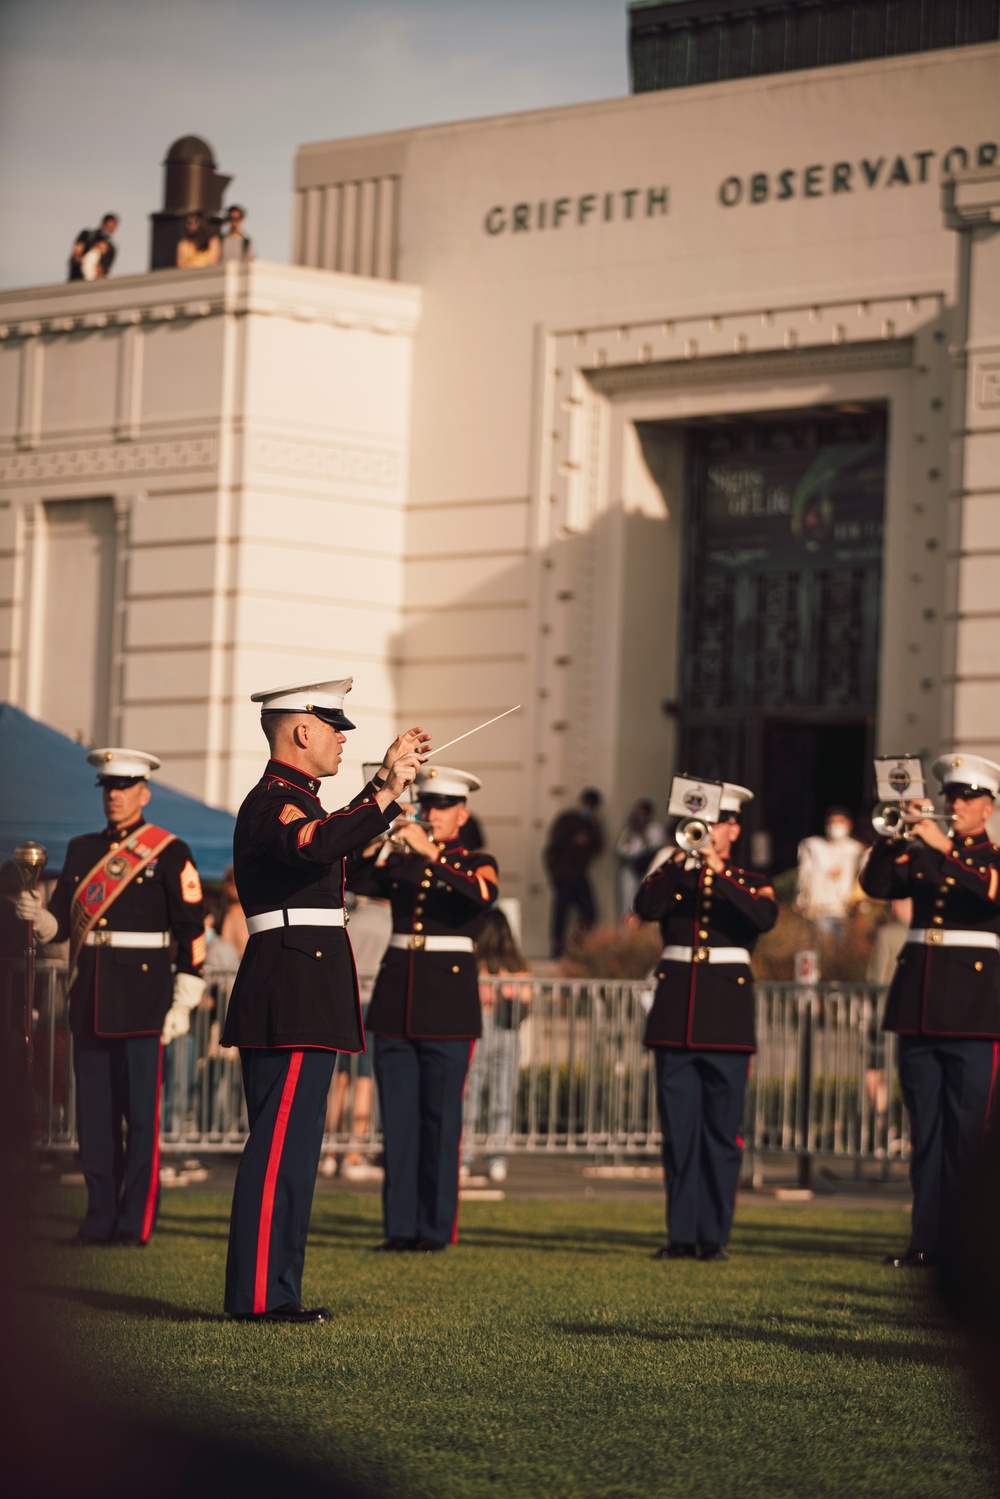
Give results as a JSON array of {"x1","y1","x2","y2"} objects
[{"x1": 280, "y1": 804, "x2": 307, "y2": 825}]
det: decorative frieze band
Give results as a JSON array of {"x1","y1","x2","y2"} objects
[
  {"x1": 248, "y1": 435, "x2": 400, "y2": 487},
  {"x1": 0, "y1": 437, "x2": 217, "y2": 485}
]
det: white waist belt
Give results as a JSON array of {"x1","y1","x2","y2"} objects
[
  {"x1": 906, "y1": 928, "x2": 1000, "y2": 951},
  {"x1": 85, "y1": 930, "x2": 170, "y2": 949},
  {"x1": 661, "y1": 944, "x2": 752, "y2": 966},
  {"x1": 246, "y1": 908, "x2": 347, "y2": 935},
  {"x1": 389, "y1": 934, "x2": 474, "y2": 953}
]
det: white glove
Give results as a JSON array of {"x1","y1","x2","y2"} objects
[
  {"x1": 14, "y1": 890, "x2": 57, "y2": 944},
  {"x1": 161, "y1": 972, "x2": 206, "y2": 1044}
]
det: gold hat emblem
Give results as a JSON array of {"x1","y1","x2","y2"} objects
[
  {"x1": 952, "y1": 756, "x2": 964, "y2": 767},
  {"x1": 428, "y1": 767, "x2": 438, "y2": 778},
  {"x1": 104, "y1": 751, "x2": 113, "y2": 762}
]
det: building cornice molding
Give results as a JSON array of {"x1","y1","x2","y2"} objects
[{"x1": 0, "y1": 262, "x2": 422, "y2": 341}]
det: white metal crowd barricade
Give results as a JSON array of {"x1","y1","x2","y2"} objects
[{"x1": 8, "y1": 962, "x2": 907, "y2": 1170}]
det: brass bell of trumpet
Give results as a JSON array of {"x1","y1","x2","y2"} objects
[
  {"x1": 675, "y1": 816, "x2": 712, "y2": 856},
  {"x1": 871, "y1": 801, "x2": 954, "y2": 840}
]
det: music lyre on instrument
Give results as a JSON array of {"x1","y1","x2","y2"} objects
[
  {"x1": 871, "y1": 756, "x2": 953, "y2": 840},
  {"x1": 668, "y1": 776, "x2": 724, "y2": 860}
]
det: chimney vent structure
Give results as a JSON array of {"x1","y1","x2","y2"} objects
[{"x1": 149, "y1": 135, "x2": 232, "y2": 270}]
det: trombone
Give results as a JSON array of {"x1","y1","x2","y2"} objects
[{"x1": 871, "y1": 800, "x2": 954, "y2": 840}]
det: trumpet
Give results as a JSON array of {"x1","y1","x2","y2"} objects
[
  {"x1": 871, "y1": 801, "x2": 954, "y2": 840},
  {"x1": 371, "y1": 810, "x2": 434, "y2": 855},
  {"x1": 675, "y1": 816, "x2": 713, "y2": 857}
]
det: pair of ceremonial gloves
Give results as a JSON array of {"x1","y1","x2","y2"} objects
[{"x1": 14, "y1": 889, "x2": 204, "y2": 1044}]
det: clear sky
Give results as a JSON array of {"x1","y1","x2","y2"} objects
[{"x1": 0, "y1": 0, "x2": 629, "y2": 289}]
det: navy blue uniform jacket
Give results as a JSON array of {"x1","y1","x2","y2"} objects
[
  {"x1": 860, "y1": 831, "x2": 1000, "y2": 1038},
  {"x1": 349, "y1": 838, "x2": 498, "y2": 1039},
  {"x1": 221, "y1": 759, "x2": 398, "y2": 1051},
  {"x1": 48, "y1": 821, "x2": 205, "y2": 1038},
  {"x1": 634, "y1": 854, "x2": 777, "y2": 1051}
]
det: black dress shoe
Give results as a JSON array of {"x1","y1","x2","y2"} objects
[
  {"x1": 883, "y1": 1249, "x2": 934, "y2": 1268},
  {"x1": 64, "y1": 1230, "x2": 108, "y2": 1248},
  {"x1": 371, "y1": 1237, "x2": 415, "y2": 1253},
  {"x1": 414, "y1": 1238, "x2": 448, "y2": 1254},
  {"x1": 652, "y1": 1242, "x2": 697, "y2": 1260},
  {"x1": 698, "y1": 1243, "x2": 729, "y2": 1261},
  {"x1": 231, "y1": 1302, "x2": 329, "y2": 1324},
  {"x1": 111, "y1": 1231, "x2": 146, "y2": 1247}
]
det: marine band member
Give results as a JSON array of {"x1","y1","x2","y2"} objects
[
  {"x1": 16, "y1": 748, "x2": 206, "y2": 1246},
  {"x1": 350, "y1": 765, "x2": 498, "y2": 1253},
  {"x1": 634, "y1": 782, "x2": 777, "y2": 1261},
  {"x1": 860, "y1": 753, "x2": 1000, "y2": 1268},
  {"x1": 221, "y1": 676, "x2": 427, "y2": 1323}
]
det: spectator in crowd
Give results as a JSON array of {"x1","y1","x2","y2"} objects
[
  {"x1": 217, "y1": 865, "x2": 248, "y2": 960},
  {"x1": 795, "y1": 806, "x2": 865, "y2": 937},
  {"x1": 863, "y1": 896, "x2": 912, "y2": 1155},
  {"x1": 543, "y1": 787, "x2": 604, "y2": 957},
  {"x1": 615, "y1": 798, "x2": 665, "y2": 917},
  {"x1": 320, "y1": 893, "x2": 391, "y2": 1181},
  {"x1": 221, "y1": 204, "x2": 253, "y2": 262},
  {"x1": 68, "y1": 215, "x2": 119, "y2": 281},
  {"x1": 867, "y1": 897, "x2": 913, "y2": 986},
  {"x1": 463, "y1": 908, "x2": 531, "y2": 1185},
  {"x1": 176, "y1": 211, "x2": 221, "y2": 268}
]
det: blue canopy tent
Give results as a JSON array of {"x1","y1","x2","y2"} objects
[{"x1": 0, "y1": 703, "x2": 236, "y2": 879}]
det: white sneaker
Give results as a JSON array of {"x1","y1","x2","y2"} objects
[
  {"x1": 459, "y1": 1162, "x2": 471, "y2": 1182},
  {"x1": 487, "y1": 1159, "x2": 508, "y2": 1184},
  {"x1": 318, "y1": 1155, "x2": 338, "y2": 1178}
]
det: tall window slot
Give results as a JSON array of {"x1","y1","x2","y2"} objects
[{"x1": 39, "y1": 497, "x2": 116, "y2": 745}]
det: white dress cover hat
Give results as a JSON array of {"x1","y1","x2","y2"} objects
[
  {"x1": 87, "y1": 747, "x2": 160, "y2": 782},
  {"x1": 931, "y1": 753, "x2": 1000, "y2": 796},
  {"x1": 414, "y1": 765, "x2": 481, "y2": 800},
  {"x1": 250, "y1": 676, "x2": 356, "y2": 730}
]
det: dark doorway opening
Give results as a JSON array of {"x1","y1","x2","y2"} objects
[
  {"x1": 640, "y1": 403, "x2": 887, "y2": 871},
  {"x1": 762, "y1": 719, "x2": 870, "y2": 874}
]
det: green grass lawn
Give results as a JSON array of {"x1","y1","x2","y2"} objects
[{"x1": 29, "y1": 1191, "x2": 995, "y2": 1499}]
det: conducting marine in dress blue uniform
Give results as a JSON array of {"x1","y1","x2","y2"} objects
[
  {"x1": 349, "y1": 765, "x2": 498, "y2": 1253},
  {"x1": 634, "y1": 781, "x2": 777, "y2": 1261},
  {"x1": 18, "y1": 747, "x2": 206, "y2": 1246},
  {"x1": 860, "y1": 752, "x2": 1000, "y2": 1267},
  {"x1": 221, "y1": 677, "x2": 421, "y2": 1323}
]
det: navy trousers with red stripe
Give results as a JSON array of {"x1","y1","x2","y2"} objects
[
  {"x1": 225, "y1": 1048, "x2": 335, "y2": 1316},
  {"x1": 898, "y1": 1035, "x2": 997, "y2": 1258},
  {"x1": 653, "y1": 1047, "x2": 749, "y2": 1248},
  {"x1": 73, "y1": 1032, "x2": 162, "y2": 1243},
  {"x1": 373, "y1": 1036, "x2": 471, "y2": 1245}
]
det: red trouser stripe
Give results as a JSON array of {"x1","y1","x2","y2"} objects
[
  {"x1": 452, "y1": 1041, "x2": 475, "y2": 1246},
  {"x1": 985, "y1": 1042, "x2": 1000, "y2": 1138},
  {"x1": 140, "y1": 1046, "x2": 163, "y2": 1244},
  {"x1": 254, "y1": 1050, "x2": 303, "y2": 1314}
]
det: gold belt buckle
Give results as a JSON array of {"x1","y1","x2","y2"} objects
[
  {"x1": 926, "y1": 929, "x2": 944, "y2": 946},
  {"x1": 411, "y1": 934, "x2": 425, "y2": 950},
  {"x1": 94, "y1": 930, "x2": 112, "y2": 947},
  {"x1": 693, "y1": 946, "x2": 709, "y2": 963}
]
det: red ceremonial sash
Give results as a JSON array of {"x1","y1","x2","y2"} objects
[{"x1": 68, "y1": 822, "x2": 178, "y2": 985}]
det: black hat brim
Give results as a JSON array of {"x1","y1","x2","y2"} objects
[
  {"x1": 944, "y1": 782, "x2": 995, "y2": 799},
  {"x1": 309, "y1": 706, "x2": 356, "y2": 731}
]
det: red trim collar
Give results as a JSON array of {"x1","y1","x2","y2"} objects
[{"x1": 265, "y1": 758, "x2": 321, "y2": 797}]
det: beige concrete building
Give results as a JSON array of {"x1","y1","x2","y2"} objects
[{"x1": 1, "y1": 33, "x2": 999, "y2": 951}]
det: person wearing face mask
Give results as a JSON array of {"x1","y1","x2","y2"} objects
[
  {"x1": 860, "y1": 754, "x2": 1000, "y2": 1268},
  {"x1": 795, "y1": 806, "x2": 865, "y2": 935},
  {"x1": 634, "y1": 783, "x2": 777, "y2": 1262},
  {"x1": 14, "y1": 748, "x2": 206, "y2": 1247},
  {"x1": 349, "y1": 765, "x2": 498, "y2": 1254}
]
